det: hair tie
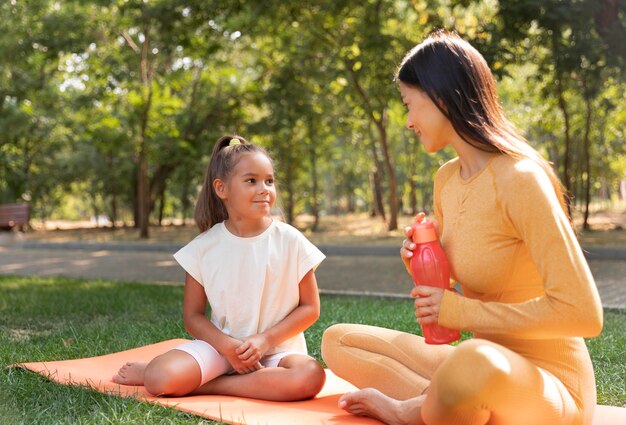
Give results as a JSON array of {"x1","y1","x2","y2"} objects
[{"x1": 228, "y1": 138, "x2": 241, "y2": 147}]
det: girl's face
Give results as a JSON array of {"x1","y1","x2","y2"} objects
[
  {"x1": 399, "y1": 82, "x2": 455, "y2": 153},
  {"x1": 216, "y1": 152, "x2": 276, "y2": 222}
]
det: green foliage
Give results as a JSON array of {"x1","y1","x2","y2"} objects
[{"x1": 0, "y1": 0, "x2": 623, "y2": 227}]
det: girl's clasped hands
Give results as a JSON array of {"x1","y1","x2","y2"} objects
[{"x1": 222, "y1": 334, "x2": 270, "y2": 374}]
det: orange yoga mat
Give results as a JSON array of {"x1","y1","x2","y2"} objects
[
  {"x1": 14, "y1": 339, "x2": 377, "y2": 424},
  {"x1": 13, "y1": 339, "x2": 626, "y2": 425}
]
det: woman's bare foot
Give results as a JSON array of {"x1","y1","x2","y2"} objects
[
  {"x1": 338, "y1": 388, "x2": 426, "y2": 425},
  {"x1": 112, "y1": 361, "x2": 148, "y2": 386}
]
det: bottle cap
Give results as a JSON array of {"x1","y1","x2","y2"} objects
[{"x1": 411, "y1": 220, "x2": 438, "y2": 243}]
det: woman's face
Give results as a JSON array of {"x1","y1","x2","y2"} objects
[{"x1": 399, "y1": 82, "x2": 455, "y2": 153}]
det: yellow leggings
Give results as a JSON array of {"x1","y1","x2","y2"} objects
[{"x1": 322, "y1": 324, "x2": 587, "y2": 425}]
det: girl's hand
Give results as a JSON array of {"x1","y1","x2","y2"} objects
[
  {"x1": 411, "y1": 285, "x2": 445, "y2": 325},
  {"x1": 236, "y1": 334, "x2": 270, "y2": 367},
  {"x1": 225, "y1": 338, "x2": 263, "y2": 374}
]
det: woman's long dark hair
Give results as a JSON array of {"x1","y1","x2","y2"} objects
[
  {"x1": 396, "y1": 29, "x2": 570, "y2": 221},
  {"x1": 194, "y1": 135, "x2": 272, "y2": 232}
]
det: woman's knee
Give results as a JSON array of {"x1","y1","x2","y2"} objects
[
  {"x1": 433, "y1": 339, "x2": 511, "y2": 406},
  {"x1": 321, "y1": 324, "x2": 348, "y2": 348},
  {"x1": 321, "y1": 324, "x2": 348, "y2": 366}
]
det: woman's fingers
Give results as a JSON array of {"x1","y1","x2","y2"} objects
[
  {"x1": 411, "y1": 285, "x2": 443, "y2": 323},
  {"x1": 401, "y1": 237, "x2": 416, "y2": 261},
  {"x1": 411, "y1": 285, "x2": 440, "y2": 298},
  {"x1": 414, "y1": 305, "x2": 437, "y2": 317},
  {"x1": 413, "y1": 296, "x2": 433, "y2": 308}
]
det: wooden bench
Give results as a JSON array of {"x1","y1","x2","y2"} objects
[{"x1": 0, "y1": 203, "x2": 29, "y2": 231}]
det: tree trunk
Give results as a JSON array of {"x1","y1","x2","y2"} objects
[
  {"x1": 91, "y1": 191, "x2": 100, "y2": 229},
  {"x1": 107, "y1": 152, "x2": 118, "y2": 229},
  {"x1": 554, "y1": 74, "x2": 573, "y2": 216},
  {"x1": 137, "y1": 85, "x2": 152, "y2": 239},
  {"x1": 582, "y1": 94, "x2": 592, "y2": 230},
  {"x1": 158, "y1": 183, "x2": 166, "y2": 226},
  {"x1": 307, "y1": 117, "x2": 320, "y2": 231},
  {"x1": 369, "y1": 171, "x2": 386, "y2": 220},
  {"x1": 368, "y1": 126, "x2": 386, "y2": 220},
  {"x1": 284, "y1": 146, "x2": 295, "y2": 225},
  {"x1": 552, "y1": 35, "x2": 573, "y2": 217},
  {"x1": 180, "y1": 167, "x2": 192, "y2": 224},
  {"x1": 137, "y1": 20, "x2": 153, "y2": 239},
  {"x1": 346, "y1": 62, "x2": 398, "y2": 230},
  {"x1": 374, "y1": 115, "x2": 398, "y2": 230}
]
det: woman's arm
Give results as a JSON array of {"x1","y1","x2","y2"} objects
[{"x1": 438, "y1": 163, "x2": 603, "y2": 338}]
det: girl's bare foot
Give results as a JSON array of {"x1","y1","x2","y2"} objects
[
  {"x1": 338, "y1": 388, "x2": 426, "y2": 425},
  {"x1": 112, "y1": 361, "x2": 148, "y2": 386}
]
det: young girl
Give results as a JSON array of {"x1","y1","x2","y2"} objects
[
  {"x1": 322, "y1": 30, "x2": 603, "y2": 424},
  {"x1": 113, "y1": 135, "x2": 327, "y2": 401}
]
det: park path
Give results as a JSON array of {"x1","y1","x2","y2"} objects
[{"x1": 1, "y1": 239, "x2": 624, "y2": 310}]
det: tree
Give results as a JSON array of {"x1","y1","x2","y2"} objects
[{"x1": 486, "y1": 0, "x2": 625, "y2": 226}]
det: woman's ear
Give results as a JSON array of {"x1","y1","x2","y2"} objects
[
  {"x1": 435, "y1": 96, "x2": 448, "y2": 113},
  {"x1": 213, "y1": 179, "x2": 227, "y2": 200}
]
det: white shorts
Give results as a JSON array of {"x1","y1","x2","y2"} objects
[{"x1": 174, "y1": 339, "x2": 305, "y2": 386}]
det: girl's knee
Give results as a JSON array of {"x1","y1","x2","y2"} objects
[
  {"x1": 143, "y1": 360, "x2": 171, "y2": 395},
  {"x1": 289, "y1": 360, "x2": 327, "y2": 400},
  {"x1": 144, "y1": 356, "x2": 198, "y2": 397}
]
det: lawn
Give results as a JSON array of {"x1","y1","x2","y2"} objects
[{"x1": 1, "y1": 275, "x2": 624, "y2": 424}]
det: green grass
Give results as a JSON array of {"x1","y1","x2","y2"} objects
[{"x1": 1, "y1": 276, "x2": 624, "y2": 424}]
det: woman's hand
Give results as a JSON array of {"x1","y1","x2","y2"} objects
[
  {"x1": 411, "y1": 285, "x2": 445, "y2": 325},
  {"x1": 401, "y1": 212, "x2": 426, "y2": 272}
]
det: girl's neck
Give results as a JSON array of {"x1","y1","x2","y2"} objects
[{"x1": 223, "y1": 216, "x2": 273, "y2": 238}]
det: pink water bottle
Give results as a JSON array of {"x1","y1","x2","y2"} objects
[{"x1": 410, "y1": 219, "x2": 460, "y2": 345}]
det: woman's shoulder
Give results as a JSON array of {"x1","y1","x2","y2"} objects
[
  {"x1": 434, "y1": 157, "x2": 460, "y2": 184},
  {"x1": 488, "y1": 155, "x2": 556, "y2": 208},
  {"x1": 490, "y1": 155, "x2": 549, "y2": 185}
]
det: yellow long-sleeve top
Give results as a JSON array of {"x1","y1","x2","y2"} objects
[{"x1": 435, "y1": 154, "x2": 603, "y2": 412}]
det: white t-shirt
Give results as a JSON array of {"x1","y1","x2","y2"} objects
[{"x1": 173, "y1": 220, "x2": 325, "y2": 355}]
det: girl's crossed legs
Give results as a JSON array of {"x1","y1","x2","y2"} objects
[
  {"x1": 112, "y1": 339, "x2": 325, "y2": 401},
  {"x1": 322, "y1": 324, "x2": 583, "y2": 425}
]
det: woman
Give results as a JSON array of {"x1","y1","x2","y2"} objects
[{"x1": 321, "y1": 30, "x2": 603, "y2": 425}]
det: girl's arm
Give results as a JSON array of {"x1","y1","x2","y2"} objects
[
  {"x1": 235, "y1": 268, "x2": 321, "y2": 366},
  {"x1": 182, "y1": 273, "x2": 262, "y2": 374}
]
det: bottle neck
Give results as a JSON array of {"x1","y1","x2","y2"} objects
[{"x1": 412, "y1": 223, "x2": 438, "y2": 243}]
